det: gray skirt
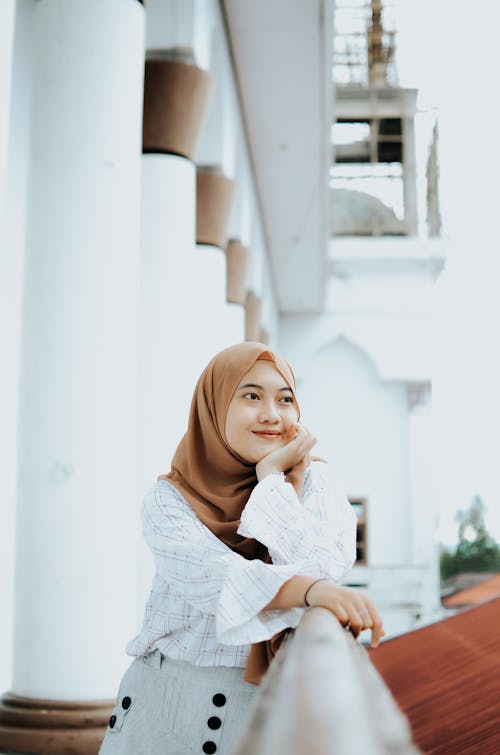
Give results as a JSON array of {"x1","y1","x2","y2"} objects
[{"x1": 98, "y1": 651, "x2": 257, "y2": 755}]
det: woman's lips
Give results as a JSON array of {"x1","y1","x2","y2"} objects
[{"x1": 252, "y1": 431, "x2": 281, "y2": 438}]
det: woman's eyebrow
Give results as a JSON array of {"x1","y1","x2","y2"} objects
[{"x1": 238, "y1": 383, "x2": 293, "y2": 393}]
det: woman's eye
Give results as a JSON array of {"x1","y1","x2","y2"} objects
[{"x1": 242, "y1": 392, "x2": 293, "y2": 403}]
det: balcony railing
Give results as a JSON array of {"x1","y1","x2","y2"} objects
[{"x1": 234, "y1": 607, "x2": 420, "y2": 755}]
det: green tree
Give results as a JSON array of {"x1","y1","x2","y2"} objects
[{"x1": 440, "y1": 495, "x2": 500, "y2": 579}]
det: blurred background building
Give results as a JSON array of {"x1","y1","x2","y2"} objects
[
  {"x1": 1, "y1": 0, "x2": 483, "y2": 752},
  {"x1": 282, "y1": 0, "x2": 445, "y2": 638}
]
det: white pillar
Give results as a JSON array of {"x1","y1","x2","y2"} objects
[
  {"x1": 140, "y1": 158, "x2": 243, "y2": 494},
  {"x1": 13, "y1": 0, "x2": 145, "y2": 704},
  {"x1": 145, "y1": 0, "x2": 213, "y2": 70},
  {"x1": 0, "y1": 0, "x2": 15, "y2": 239},
  {"x1": 407, "y1": 382, "x2": 441, "y2": 617},
  {"x1": 403, "y1": 115, "x2": 418, "y2": 236},
  {"x1": 138, "y1": 50, "x2": 213, "y2": 607},
  {"x1": 0, "y1": 0, "x2": 18, "y2": 700},
  {"x1": 195, "y1": 242, "x2": 244, "y2": 350},
  {"x1": 224, "y1": 299, "x2": 246, "y2": 344},
  {"x1": 139, "y1": 52, "x2": 213, "y2": 478},
  {"x1": 195, "y1": 22, "x2": 237, "y2": 178},
  {"x1": 140, "y1": 155, "x2": 199, "y2": 486}
]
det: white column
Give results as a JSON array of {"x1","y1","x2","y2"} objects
[
  {"x1": 407, "y1": 382, "x2": 441, "y2": 617},
  {"x1": 225, "y1": 153, "x2": 252, "y2": 344},
  {"x1": 140, "y1": 157, "x2": 243, "y2": 487},
  {"x1": 145, "y1": 0, "x2": 213, "y2": 70},
  {"x1": 138, "y1": 45, "x2": 214, "y2": 605},
  {"x1": 196, "y1": 242, "x2": 244, "y2": 349},
  {"x1": 0, "y1": 0, "x2": 15, "y2": 239},
  {"x1": 403, "y1": 115, "x2": 418, "y2": 236},
  {"x1": 195, "y1": 22, "x2": 237, "y2": 178},
  {"x1": 139, "y1": 159, "x2": 240, "y2": 606},
  {"x1": 140, "y1": 155, "x2": 199, "y2": 487},
  {"x1": 0, "y1": 0, "x2": 18, "y2": 699},
  {"x1": 13, "y1": 0, "x2": 145, "y2": 701},
  {"x1": 224, "y1": 300, "x2": 246, "y2": 344},
  {"x1": 139, "y1": 151, "x2": 203, "y2": 619}
]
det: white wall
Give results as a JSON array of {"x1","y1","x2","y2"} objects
[
  {"x1": 279, "y1": 238, "x2": 442, "y2": 636},
  {"x1": 279, "y1": 330, "x2": 443, "y2": 637},
  {"x1": 291, "y1": 336, "x2": 412, "y2": 566}
]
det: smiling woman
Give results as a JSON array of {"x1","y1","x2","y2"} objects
[
  {"x1": 99, "y1": 342, "x2": 383, "y2": 755},
  {"x1": 224, "y1": 360, "x2": 301, "y2": 464}
]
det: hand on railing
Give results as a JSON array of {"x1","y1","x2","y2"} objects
[
  {"x1": 264, "y1": 575, "x2": 385, "y2": 648},
  {"x1": 305, "y1": 580, "x2": 385, "y2": 647},
  {"x1": 234, "y1": 606, "x2": 419, "y2": 755}
]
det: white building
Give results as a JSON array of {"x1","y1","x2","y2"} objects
[
  {"x1": 286, "y1": 1, "x2": 444, "y2": 635},
  {"x1": 0, "y1": 1, "x2": 443, "y2": 751}
]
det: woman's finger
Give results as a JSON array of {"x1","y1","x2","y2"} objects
[
  {"x1": 346, "y1": 606, "x2": 364, "y2": 637},
  {"x1": 362, "y1": 598, "x2": 384, "y2": 647},
  {"x1": 347, "y1": 597, "x2": 384, "y2": 643},
  {"x1": 357, "y1": 607, "x2": 373, "y2": 629},
  {"x1": 285, "y1": 424, "x2": 317, "y2": 456},
  {"x1": 294, "y1": 427, "x2": 317, "y2": 452},
  {"x1": 281, "y1": 429, "x2": 316, "y2": 467},
  {"x1": 370, "y1": 613, "x2": 385, "y2": 647}
]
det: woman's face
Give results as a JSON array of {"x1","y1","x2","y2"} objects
[{"x1": 225, "y1": 359, "x2": 299, "y2": 463}]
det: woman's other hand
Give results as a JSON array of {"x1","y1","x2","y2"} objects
[{"x1": 255, "y1": 423, "x2": 317, "y2": 481}]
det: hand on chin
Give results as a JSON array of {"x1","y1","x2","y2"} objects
[{"x1": 255, "y1": 424, "x2": 317, "y2": 480}]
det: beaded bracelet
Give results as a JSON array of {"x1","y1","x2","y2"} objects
[{"x1": 304, "y1": 578, "x2": 325, "y2": 607}]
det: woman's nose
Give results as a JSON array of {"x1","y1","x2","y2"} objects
[{"x1": 257, "y1": 401, "x2": 280, "y2": 423}]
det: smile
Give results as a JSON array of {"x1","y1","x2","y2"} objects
[{"x1": 252, "y1": 431, "x2": 281, "y2": 438}]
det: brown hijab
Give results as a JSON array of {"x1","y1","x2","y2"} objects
[{"x1": 159, "y1": 341, "x2": 303, "y2": 683}]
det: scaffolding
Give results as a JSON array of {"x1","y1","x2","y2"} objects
[{"x1": 334, "y1": 0, "x2": 398, "y2": 88}]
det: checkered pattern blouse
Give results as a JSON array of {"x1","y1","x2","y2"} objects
[{"x1": 126, "y1": 461, "x2": 357, "y2": 668}]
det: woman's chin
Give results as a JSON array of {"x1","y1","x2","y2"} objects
[
  {"x1": 252, "y1": 445, "x2": 284, "y2": 465},
  {"x1": 236, "y1": 438, "x2": 285, "y2": 465}
]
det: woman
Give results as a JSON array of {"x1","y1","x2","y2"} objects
[{"x1": 99, "y1": 342, "x2": 383, "y2": 755}]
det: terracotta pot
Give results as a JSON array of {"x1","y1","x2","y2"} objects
[
  {"x1": 196, "y1": 169, "x2": 236, "y2": 248},
  {"x1": 226, "y1": 239, "x2": 250, "y2": 304},
  {"x1": 143, "y1": 59, "x2": 213, "y2": 159}
]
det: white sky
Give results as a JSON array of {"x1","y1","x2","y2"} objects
[{"x1": 394, "y1": 0, "x2": 500, "y2": 545}]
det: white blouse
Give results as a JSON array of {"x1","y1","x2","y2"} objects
[{"x1": 126, "y1": 461, "x2": 357, "y2": 668}]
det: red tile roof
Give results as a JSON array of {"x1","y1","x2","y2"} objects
[
  {"x1": 442, "y1": 573, "x2": 500, "y2": 607},
  {"x1": 369, "y1": 599, "x2": 500, "y2": 754}
]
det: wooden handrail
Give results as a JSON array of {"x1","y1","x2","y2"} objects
[{"x1": 234, "y1": 607, "x2": 420, "y2": 755}]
